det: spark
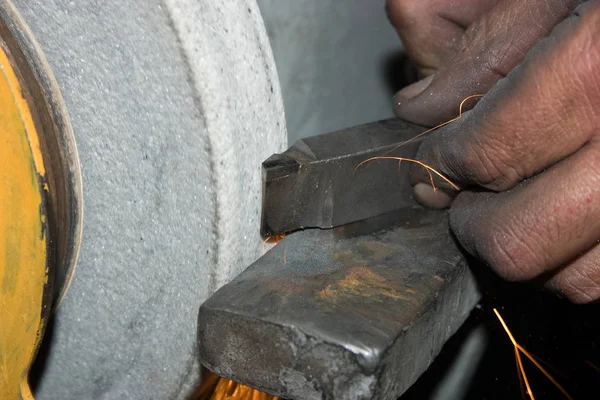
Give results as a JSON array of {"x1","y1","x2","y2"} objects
[
  {"x1": 355, "y1": 156, "x2": 460, "y2": 191},
  {"x1": 493, "y1": 308, "x2": 573, "y2": 400},
  {"x1": 207, "y1": 376, "x2": 278, "y2": 400},
  {"x1": 354, "y1": 95, "x2": 483, "y2": 192},
  {"x1": 383, "y1": 94, "x2": 484, "y2": 156},
  {"x1": 263, "y1": 233, "x2": 286, "y2": 244},
  {"x1": 585, "y1": 360, "x2": 600, "y2": 376}
]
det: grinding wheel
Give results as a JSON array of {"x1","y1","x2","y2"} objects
[{"x1": 1, "y1": 0, "x2": 286, "y2": 398}]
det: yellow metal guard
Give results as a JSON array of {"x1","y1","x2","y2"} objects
[{"x1": 0, "y1": 42, "x2": 49, "y2": 399}]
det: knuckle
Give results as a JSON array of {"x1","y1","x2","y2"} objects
[
  {"x1": 476, "y1": 221, "x2": 541, "y2": 281},
  {"x1": 481, "y1": 43, "x2": 513, "y2": 79},
  {"x1": 458, "y1": 17, "x2": 485, "y2": 50},
  {"x1": 435, "y1": 138, "x2": 466, "y2": 181},
  {"x1": 561, "y1": 285, "x2": 598, "y2": 304},
  {"x1": 456, "y1": 130, "x2": 523, "y2": 190},
  {"x1": 385, "y1": 0, "x2": 420, "y2": 27},
  {"x1": 555, "y1": 267, "x2": 600, "y2": 304},
  {"x1": 575, "y1": 37, "x2": 600, "y2": 102},
  {"x1": 571, "y1": 26, "x2": 600, "y2": 82},
  {"x1": 572, "y1": 0, "x2": 600, "y2": 20},
  {"x1": 457, "y1": 16, "x2": 512, "y2": 78},
  {"x1": 551, "y1": 2, "x2": 600, "y2": 108}
]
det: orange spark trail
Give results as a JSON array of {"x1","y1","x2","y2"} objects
[
  {"x1": 493, "y1": 308, "x2": 573, "y2": 400},
  {"x1": 355, "y1": 94, "x2": 483, "y2": 192},
  {"x1": 383, "y1": 94, "x2": 483, "y2": 156},
  {"x1": 355, "y1": 156, "x2": 460, "y2": 191}
]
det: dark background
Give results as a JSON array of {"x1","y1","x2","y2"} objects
[{"x1": 402, "y1": 258, "x2": 600, "y2": 400}]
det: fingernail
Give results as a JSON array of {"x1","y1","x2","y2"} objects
[
  {"x1": 414, "y1": 183, "x2": 453, "y2": 209},
  {"x1": 393, "y1": 74, "x2": 434, "y2": 111}
]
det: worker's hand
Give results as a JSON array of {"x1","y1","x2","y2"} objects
[
  {"x1": 395, "y1": 1, "x2": 600, "y2": 303},
  {"x1": 387, "y1": 0, "x2": 581, "y2": 126}
]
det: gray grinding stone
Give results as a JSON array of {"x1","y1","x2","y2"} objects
[{"x1": 10, "y1": 1, "x2": 286, "y2": 398}]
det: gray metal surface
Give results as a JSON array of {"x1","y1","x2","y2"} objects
[
  {"x1": 9, "y1": 1, "x2": 286, "y2": 399},
  {"x1": 199, "y1": 206, "x2": 480, "y2": 400},
  {"x1": 261, "y1": 119, "x2": 426, "y2": 235}
]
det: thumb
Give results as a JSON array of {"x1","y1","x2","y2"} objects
[{"x1": 394, "y1": 0, "x2": 580, "y2": 126}]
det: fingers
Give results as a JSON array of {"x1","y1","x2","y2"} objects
[
  {"x1": 393, "y1": 0, "x2": 581, "y2": 126},
  {"x1": 449, "y1": 142, "x2": 600, "y2": 286},
  {"x1": 545, "y1": 244, "x2": 600, "y2": 303},
  {"x1": 413, "y1": 183, "x2": 454, "y2": 209},
  {"x1": 410, "y1": 1, "x2": 600, "y2": 204},
  {"x1": 386, "y1": 0, "x2": 497, "y2": 76}
]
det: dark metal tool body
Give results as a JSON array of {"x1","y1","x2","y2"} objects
[
  {"x1": 261, "y1": 119, "x2": 426, "y2": 235},
  {"x1": 200, "y1": 207, "x2": 479, "y2": 399},
  {"x1": 199, "y1": 119, "x2": 481, "y2": 399}
]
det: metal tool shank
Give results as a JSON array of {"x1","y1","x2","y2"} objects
[
  {"x1": 261, "y1": 119, "x2": 426, "y2": 235},
  {"x1": 199, "y1": 206, "x2": 480, "y2": 400}
]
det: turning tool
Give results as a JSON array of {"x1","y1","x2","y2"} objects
[
  {"x1": 199, "y1": 120, "x2": 481, "y2": 400},
  {"x1": 261, "y1": 119, "x2": 425, "y2": 235}
]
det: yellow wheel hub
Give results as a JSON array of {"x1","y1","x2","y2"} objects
[{"x1": 0, "y1": 41, "x2": 50, "y2": 399}]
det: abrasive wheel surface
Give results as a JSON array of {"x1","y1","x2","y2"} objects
[{"x1": 10, "y1": 1, "x2": 286, "y2": 399}]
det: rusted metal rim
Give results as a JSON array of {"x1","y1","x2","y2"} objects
[{"x1": 0, "y1": 0, "x2": 83, "y2": 310}]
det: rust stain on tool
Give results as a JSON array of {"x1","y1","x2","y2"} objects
[
  {"x1": 319, "y1": 266, "x2": 410, "y2": 303},
  {"x1": 199, "y1": 206, "x2": 480, "y2": 400}
]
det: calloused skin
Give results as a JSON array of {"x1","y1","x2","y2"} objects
[{"x1": 387, "y1": 0, "x2": 600, "y2": 303}]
